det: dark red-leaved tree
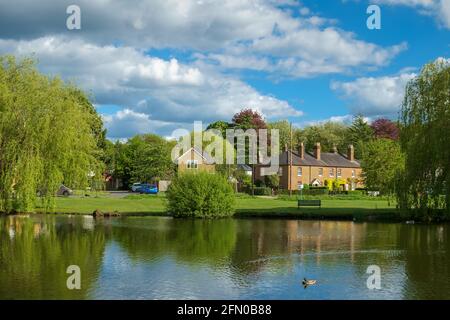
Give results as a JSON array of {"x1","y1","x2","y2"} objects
[
  {"x1": 232, "y1": 109, "x2": 267, "y2": 130},
  {"x1": 371, "y1": 118, "x2": 399, "y2": 140}
]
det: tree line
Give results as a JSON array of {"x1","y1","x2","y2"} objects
[{"x1": 0, "y1": 55, "x2": 449, "y2": 218}]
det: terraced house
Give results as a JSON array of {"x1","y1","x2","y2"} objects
[{"x1": 255, "y1": 142, "x2": 363, "y2": 191}]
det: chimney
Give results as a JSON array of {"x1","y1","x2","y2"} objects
[
  {"x1": 314, "y1": 142, "x2": 321, "y2": 160},
  {"x1": 347, "y1": 144, "x2": 354, "y2": 161},
  {"x1": 284, "y1": 143, "x2": 288, "y2": 152},
  {"x1": 332, "y1": 144, "x2": 338, "y2": 154},
  {"x1": 299, "y1": 142, "x2": 305, "y2": 159}
]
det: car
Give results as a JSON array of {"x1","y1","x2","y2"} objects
[
  {"x1": 57, "y1": 184, "x2": 73, "y2": 197},
  {"x1": 135, "y1": 183, "x2": 152, "y2": 191},
  {"x1": 131, "y1": 183, "x2": 143, "y2": 192},
  {"x1": 137, "y1": 184, "x2": 158, "y2": 194}
]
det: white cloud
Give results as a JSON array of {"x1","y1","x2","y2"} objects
[
  {"x1": 331, "y1": 72, "x2": 417, "y2": 115},
  {"x1": 102, "y1": 109, "x2": 175, "y2": 140},
  {"x1": 0, "y1": 0, "x2": 406, "y2": 78},
  {"x1": 198, "y1": 24, "x2": 406, "y2": 78},
  {"x1": 0, "y1": 0, "x2": 301, "y2": 50},
  {"x1": 298, "y1": 114, "x2": 372, "y2": 127},
  {"x1": 0, "y1": 36, "x2": 301, "y2": 137}
]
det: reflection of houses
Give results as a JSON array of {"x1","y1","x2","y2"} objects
[
  {"x1": 175, "y1": 147, "x2": 215, "y2": 173},
  {"x1": 285, "y1": 220, "x2": 366, "y2": 264},
  {"x1": 255, "y1": 142, "x2": 363, "y2": 191}
]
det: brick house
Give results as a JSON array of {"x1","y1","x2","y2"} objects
[
  {"x1": 175, "y1": 147, "x2": 215, "y2": 173},
  {"x1": 255, "y1": 142, "x2": 363, "y2": 191}
]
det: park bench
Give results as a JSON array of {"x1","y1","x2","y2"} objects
[{"x1": 297, "y1": 199, "x2": 321, "y2": 208}]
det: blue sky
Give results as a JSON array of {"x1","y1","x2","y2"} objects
[{"x1": 0, "y1": 0, "x2": 448, "y2": 138}]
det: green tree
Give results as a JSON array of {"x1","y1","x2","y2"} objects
[
  {"x1": 398, "y1": 59, "x2": 450, "y2": 217},
  {"x1": 264, "y1": 174, "x2": 279, "y2": 190},
  {"x1": 127, "y1": 134, "x2": 175, "y2": 183},
  {"x1": 0, "y1": 56, "x2": 103, "y2": 213},
  {"x1": 268, "y1": 120, "x2": 296, "y2": 152},
  {"x1": 300, "y1": 121, "x2": 348, "y2": 152},
  {"x1": 361, "y1": 138, "x2": 404, "y2": 202},
  {"x1": 206, "y1": 120, "x2": 230, "y2": 137},
  {"x1": 345, "y1": 115, "x2": 373, "y2": 159},
  {"x1": 104, "y1": 139, "x2": 134, "y2": 188}
]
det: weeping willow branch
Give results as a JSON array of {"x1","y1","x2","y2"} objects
[
  {"x1": 398, "y1": 59, "x2": 450, "y2": 218},
  {"x1": 0, "y1": 55, "x2": 104, "y2": 213}
]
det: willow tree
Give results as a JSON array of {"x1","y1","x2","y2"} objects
[
  {"x1": 398, "y1": 59, "x2": 450, "y2": 217},
  {"x1": 0, "y1": 56, "x2": 104, "y2": 213}
]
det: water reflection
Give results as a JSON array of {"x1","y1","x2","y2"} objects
[{"x1": 0, "y1": 215, "x2": 449, "y2": 299}]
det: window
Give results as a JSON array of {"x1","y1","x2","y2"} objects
[
  {"x1": 297, "y1": 183, "x2": 303, "y2": 190},
  {"x1": 318, "y1": 168, "x2": 323, "y2": 176},
  {"x1": 186, "y1": 160, "x2": 198, "y2": 169},
  {"x1": 297, "y1": 167, "x2": 302, "y2": 177},
  {"x1": 329, "y1": 168, "x2": 334, "y2": 177},
  {"x1": 337, "y1": 168, "x2": 342, "y2": 177},
  {"x1": 352, "y1": 170, "x2": 355, "y2": 178}
]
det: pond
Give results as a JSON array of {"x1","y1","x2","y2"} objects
[{"x1": 0, "y1": 215, "x2": 449, "y2": 299}]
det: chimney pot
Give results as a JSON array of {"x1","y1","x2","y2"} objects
[
  {"x1": 347, "y1": 144, "x2": 355, "y2": 161},
  {"x1": 299, "y1": 142, "x2": 305, "y2": 159},
  {"x1": 314, "y1": 142, "x2": 321, "y2": 160}
]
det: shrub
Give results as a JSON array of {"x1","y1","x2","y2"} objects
[
  {"x1": 252, "y1": 187, "x2": 273, "y2": 196},
  {"x1": 166, "y1": 172, "x2": 235, "y2": 218}
]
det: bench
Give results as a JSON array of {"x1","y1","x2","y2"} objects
[{"x1": 298, "y1": 199, "x2": 321, "y2": 208}]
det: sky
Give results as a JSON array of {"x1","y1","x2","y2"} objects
[{"x1": 0, "y1": 0, "x2": 448, "y2": 139}]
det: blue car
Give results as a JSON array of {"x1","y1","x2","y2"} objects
[{"x1": 137, "y1": 184, "x2": 158, "y2": 194}]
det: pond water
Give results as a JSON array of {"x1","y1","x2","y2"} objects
[{"x1": 0, "y1": 215, "x2": 449, "y2": 299}]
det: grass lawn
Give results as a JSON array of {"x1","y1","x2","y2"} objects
[
  {"x1": 37, "y1": 195, "x2": 167, "y2": 215},
  {"x1": 37, "y1": 194, "x2": 404, "y2": 221}
]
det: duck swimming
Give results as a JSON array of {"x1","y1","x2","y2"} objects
[{"x1": 302, "y1": 278, "x2": 317, "y2": 287}]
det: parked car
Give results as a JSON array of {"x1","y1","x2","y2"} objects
[
  {"x1": 131, "y1": 183, "x2": 143, "y2": 192},
  {"x1": 57, "y1": 185, "x2": 73, "y2": 197},
  {"x1": 138, "y1": 184, "x2": 158, "y2": 194}
]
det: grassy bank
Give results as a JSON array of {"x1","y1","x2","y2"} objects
[
  {"x1": 234, "y1": 197, "x2": 404, "y2": 221},
  {"x1": 37, "y1": 195, "x2": 167, "y2": 216},
  {"x1": 30, "y1": 194, "x2": 408, "y2": 221}
]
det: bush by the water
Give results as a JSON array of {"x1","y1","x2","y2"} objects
[{"x1": 166, "y1": 172, "x2": 235, "y2": 218}]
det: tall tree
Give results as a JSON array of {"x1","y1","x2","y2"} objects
[
  {"x1": 0, "y1": 56, "x2": 103, "y2": 213},
  {"x1": 268, "y1": 120, "x2": 293, "y2": 151},
  {"x1": 361, "y1": 138, "x2": 404, "y2": 201},
  {"x1": 127, "y1": 134, "x2": 175, "y2": 183},
  {"x1": 232, "y1": 109, "x2": 267, "y2": 130},
  {"x1": 300, "y1": 121, "x2": 348, "y2": 152},
  {"x1": 206, "y1": 120, "x2": 230, "y2": 137},
  {"x1": 371, "y1": 118, "x2": 399, "y2": 140},
  {"x1": 346, "y1": 115, "x2": 374, "y2": 159},
  {"x1": 398, "y1": 59, "x2": 450, "y2": 216}
]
